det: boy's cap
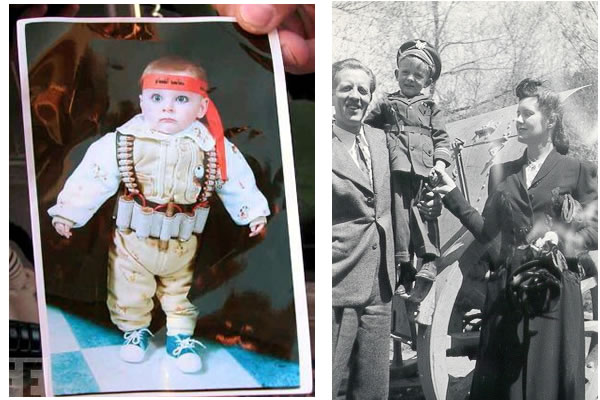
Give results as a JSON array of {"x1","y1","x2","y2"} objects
[{"x1": 397, "y1": 39, "x2": 442, "y2": 81}]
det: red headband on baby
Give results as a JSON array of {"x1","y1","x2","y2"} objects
[{"x1": 142, "y1": 73, "x2": 227, "y2": 181}]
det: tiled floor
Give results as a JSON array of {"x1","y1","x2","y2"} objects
[{"x1": 47, "y1": 305, "x2": 299, "y2": 395}]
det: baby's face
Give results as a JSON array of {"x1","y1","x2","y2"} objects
[
  {"x1": 395, "y1": 56, "x2": 431, "y2": 98},
  {"x1": 140, "y1": 87, "x2": 208, "y2": 134}
]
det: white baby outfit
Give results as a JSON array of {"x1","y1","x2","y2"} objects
[{"x1": 49, "y1": 115, "x2": 270, "y2": 335}]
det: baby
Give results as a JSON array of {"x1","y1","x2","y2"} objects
[{"x1": 49, "y1": 56, "x2": 270, "y2": 373}]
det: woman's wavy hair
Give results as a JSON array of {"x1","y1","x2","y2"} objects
[{"x1": 515, "y1": 78, "x2": 568, "y2": 155}]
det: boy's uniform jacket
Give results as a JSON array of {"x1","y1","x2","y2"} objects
[{"x1": 364, "y1": 91, "x2": 452, "y2": 177}]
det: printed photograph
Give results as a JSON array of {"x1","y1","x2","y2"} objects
[
  {"x1": 17, "y1": 16, "x2": 310, "y2": 396},
  {"x1": 332, "y1": 2, "x2": 597, "y2": 399}
]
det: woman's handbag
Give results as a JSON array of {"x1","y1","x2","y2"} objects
[{"x1": 507, "y1": 245, "x2": 567, "y2": 317}]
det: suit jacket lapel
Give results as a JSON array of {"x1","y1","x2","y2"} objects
[
  {"x1": 530, "y1": 148, "x2": 561, "y2": 188},
  {"x1": 363, "y1": 124, "x2": 387, "y2": 194},
  {"x1": 332, "y1": 129, "x2": 373, "y2": 193}
]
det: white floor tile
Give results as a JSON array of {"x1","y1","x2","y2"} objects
[
  {"x1": 46, "y1": 306, "x2": 80, "y2": 354},
  {"x1": 81, "y1": 339, "x2": 260, "y2": 393}
]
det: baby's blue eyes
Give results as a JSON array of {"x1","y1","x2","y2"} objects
[{"x1": 149, "y1": 94, "x2": 189, "y2": 103}]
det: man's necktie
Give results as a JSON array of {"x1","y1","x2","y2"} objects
[{"x1": 355, "y1": 135, "x2": 372, "y2": 186}]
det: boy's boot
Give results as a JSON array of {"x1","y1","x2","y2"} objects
[
  {"x1": 120, "y1": 327, "x2": 153, "y2": 363},
  {"x1": 408, "y1": 259, "x2": 437, "y2": 303},
  {"x1": 166, "y1": 334, "x2": 206, "y2": 373},
  {"x1": 395, "y1": 261, "x2": 416, "y2": 298}
]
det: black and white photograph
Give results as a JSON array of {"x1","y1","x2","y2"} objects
[
  {"x1": 15, "y1": 12, "x2": 312, "y2": 396},
  {"x1": 332, "y1": 2, "x2": 598, "y2": 399}
]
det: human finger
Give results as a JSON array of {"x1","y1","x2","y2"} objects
[
  {"x1": 56, "y1": 223, "x2": 70, "y2": 239},
  {"x1": 278, "y1": 30, "x2": 314, "y2": 74},
  {"x1": 419, "y1": 196, "x2": 439, "y2": 207},
  {"x1": 55, "y1": 223, "x2": 65, "y2": 235},
  {"x1": 417, "y1": 206, "x2": 435, "y2": 221},
  {"x1": 213, "y1": 4, "x2": 299, "y2": 35},
  {"x1": 280, "y1": 5, "x2": 314, "y2": 37},
  {"x1": 417, "y1": 205, "x2": 431, "y2": 215},
  {"x1": 213, "y1": 4, "x2": 314, "y2": 74},
  {"x1": 430, "y1": 174, "x2": 440, "y2": 187},
  {"x1": 249, "y1": 223, "x2": 265, "y2": 237},
  {"x1": 421, "y1": 186, "x2": 435, "y2": 199},
  {"x1": 56, "y1": 5, "x2": 80, "y2": 17},
  {"x1": 63, "y1": 224, "x2": 72, "y2": 239},
  {"x1": 420, "y1": 205, "x2": 441, "y2": 219},
  {"x1": 436, "y1": 168, "x2": 455, "y2": 186},
  {"x1": 417, "y1": 202, "x2": 434, "y2": 215},
  {"x1": 17, "y1": 5, "x2": 48, "y2": 19},
  {"x1": 418, "y1": 198, "x2": 442, "y2": 215}
]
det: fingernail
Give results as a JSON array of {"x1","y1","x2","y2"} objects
[{"x1": 240, "y1": 4, "x2": 275, "y2": 29}]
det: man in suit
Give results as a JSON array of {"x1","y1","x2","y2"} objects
[{"x1": 332, "y1": 58, "x2": 395, "y2": 399}]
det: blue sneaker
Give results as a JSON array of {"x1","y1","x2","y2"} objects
[
  {"x1": 166, "y1": 334, "x2": 206, "y2": 373},
  {"x1": 120, "y1": 328, "x2": 153, "y2": 363}
]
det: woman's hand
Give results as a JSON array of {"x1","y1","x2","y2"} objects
[
  {"x1": 428, "y1": 160, "x2": 446, "y2": 187},
  {"x1": 417, "y1": 186, "x2": 443, "y2": 221},
  {"x1": 431, "y1": 168, "x2": 457, "y2": 197},
  {"x1": 532, "y1": 231, "x2": 559, "y2": 250}
]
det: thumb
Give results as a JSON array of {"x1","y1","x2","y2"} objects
[
  {"x1": 435, "y1": 168, "x2": 452, "y2": 184},
  {"x1": 214, "y1": 4, "x2": 298, "y2": 35},
  {"x1": 431, "y1": 185, "x2": 445, "y2": 195},
  {"x1": 422, "y1": 183, "x2": 435, "y2": 197}
]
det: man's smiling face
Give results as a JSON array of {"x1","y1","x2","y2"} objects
[{"x1": 333, "y1": 68, "x2": 372, "y2": 132}]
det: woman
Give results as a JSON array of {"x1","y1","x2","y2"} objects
[{"x1": 432, "y1": 78, "x2": 597, "y2": 400}]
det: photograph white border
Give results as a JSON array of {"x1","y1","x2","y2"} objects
[{"x1": 17, "y1": 15, "x2": 312, "y2": 397}]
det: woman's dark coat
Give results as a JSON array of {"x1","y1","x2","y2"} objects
[{"x1": 443, "y1": 148, "x2": 598, "y2": 400}]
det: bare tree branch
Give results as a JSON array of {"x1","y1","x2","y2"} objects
[
  {"x1": 440, "y1": 37, "x2": 504, "y2": 52},
  {"x1": 447, "y1": 89, "x2": 513, "y2": 114},
  {"x1": 333, "y1": 2, "x2": 374, "y2": 13},
  {"x1": 443, "y1": 67, "x2": 513, "y2": 77},
  {"x1": 438, "y1": 1, "x2": 459, "y2": 36}
]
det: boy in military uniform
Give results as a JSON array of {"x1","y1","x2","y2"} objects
[
  {"x1": 365, "y1": 39, "x2": 451, "y2": 302},
  {"x1": 49, "y1": 56, "x2": 270, "y2": 373}
]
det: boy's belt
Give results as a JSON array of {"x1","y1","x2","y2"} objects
[
  {"x1": 115, "y1": 194, "x2": 211, "y2": 246},
  {"x1": 132, "y1": 195, "x2": 196, "y2": 214},
  {"x1": 393, "y1": 124, "x2": 431, "y2": 136}
]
